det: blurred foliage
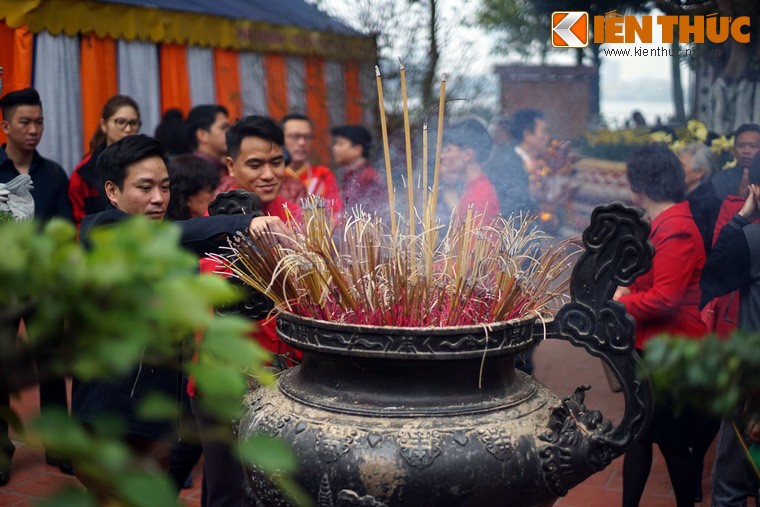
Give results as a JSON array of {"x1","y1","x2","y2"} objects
[
  {"x1": 0, "y1": 217, "x2": 300, "y2": 505},
  {"x1": 643, "y1": 332, "x2": 760, "y2": 419},
  {"x1": 576, "y1": 127, "x2": 653, "y2": 161}
]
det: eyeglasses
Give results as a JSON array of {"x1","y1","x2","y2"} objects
[
  {"x1": 111, "y1": 117, "x2": 142, "y2": 130},
  {"x1": 286, "y1": 133, "x2": 314, "y2": 142}
]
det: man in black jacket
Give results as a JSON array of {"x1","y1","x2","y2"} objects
[
  {"x1": 0, "y1": 87, "x2": 73, "y2": 484},
  {"x1": 73, "y1": 134, "x2": 287, "y2": 492},
  {"x1": 700, "y1": 154, "x2": 760, "y2": 506}
]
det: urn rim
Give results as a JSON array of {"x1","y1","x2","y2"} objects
[{"x1": 275, "y1": 310, "x2": 546, "y2": 359}]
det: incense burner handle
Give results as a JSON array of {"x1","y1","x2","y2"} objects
[{"x1": 539, "y1": 202, "x2": 654, "y2": 495}]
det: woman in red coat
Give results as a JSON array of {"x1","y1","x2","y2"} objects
[{"x1": 616, "y1": 144, "x2": 713, "y2": 507}]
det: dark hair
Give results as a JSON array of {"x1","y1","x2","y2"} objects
[
  {"x1": 735, "y1": 123, "x2": 760, "y2": 139},
  {"x1": 443, "y1": 118, "x2": 492, "y2": 164},
  {"x1": 89, "y1": 95, "x2": 141, "y2": 152},
  {"x1": 225, "y1": 115, "x2": 284, "y2": 160},
  {"x1": 626, "y1": 143, "x2": 686, "y2": 202},
  {"x1": 187, "y1": 104, "x2": 229, "y2": 149},
  {"x1": 208, "y1": 189, "x2": 264, "y2": 217},
  {"x1": 331, "y1": 124, "x2": 371, "y2": 158},
  {"x1": 98, "y1": 134, "x2": 168, "y2": 191},
  {"x1": 510, "y1": 109, "x2": 543, "y2": 143},
  {"x1": 166, "y1": 154, "x2": 220, "y2": 220},
  {"x1": 0, "y1": 87, "x2": 42, "y2": 120},
  {"x1": 280, "y1": 112, "x2": 313, "y2": 129},
  {"x1": 155, "y1": 109, "x2": 192, "y2": 157}
]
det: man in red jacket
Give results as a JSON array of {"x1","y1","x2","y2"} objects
[
  {"x1": 439, "y1": 118, "x2": 500, "y2": 227},
  {"x1": 280, "y1": 113, "x2": 343, "y2": 217}
]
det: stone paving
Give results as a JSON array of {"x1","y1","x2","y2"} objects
[{"x1": 0, "y1": 338, "x2": 717, "y2": 506}]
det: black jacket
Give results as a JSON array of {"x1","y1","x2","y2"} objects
[
  {"x1": 0, "y1": 145, "x2": 73, "y2": 223},
  {"x1": 700, "y1": 214, "x2": 760, "y2": 333},
  {"x1": 484, "y1": 144, "x2": 538, "y2": 219},
  {"x1": 73, "y1": 208, "x2": 254, "y2": 439},
  {"x1": 686, "y1": 180, "x2": 723, "y2": 255}
]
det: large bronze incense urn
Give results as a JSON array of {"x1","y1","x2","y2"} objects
[{"x1": 239, "y1": 203, "x2": 654, "y2": 506}]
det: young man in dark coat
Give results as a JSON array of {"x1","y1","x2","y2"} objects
[
  {"x1": 72, "y1": 134, "x2": 288, "y2": 493},
  {"x1": 0, "y1": 87, "x2": 73, "y2": 484}
]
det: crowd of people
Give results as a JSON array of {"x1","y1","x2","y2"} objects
[
  {"x1": 1, "y1": 83, "x2": 759, "y2": 506},
  {"x1": 614, "y1": 126, "x2": 760, "y2": 507}
]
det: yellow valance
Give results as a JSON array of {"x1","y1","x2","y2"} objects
[{"x1": 0, "y1": 0, "x2": 376, "y2": 60}]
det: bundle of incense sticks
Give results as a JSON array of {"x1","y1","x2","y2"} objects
[{"x1": 213, "y1": 67, "x2": 578, "y2": 327}]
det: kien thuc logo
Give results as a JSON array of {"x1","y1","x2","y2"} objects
[
  {"x1": 552, "y1": 11, "x2": 589, "y2": 48},
  {"x1": 552, "y1": 10, "x2": 751, "y2": 47}
]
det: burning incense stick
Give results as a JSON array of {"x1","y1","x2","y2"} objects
[
  {"x1": 399, "y1": 58, "x2": 415, "y2": 236},
  {"x1": 426, "y1": 74, "x2": 447, "y2": 249},
  {"x1": 219, "y1": 206, "x2": 577, "y2": 328},
  {"x1": 218, "y1": 68, "x2": 578, "y2": 329},
  {"x1": 422, "y1": 122, "x2": 429, "y2": 228},
  {"x1": 375, "y1": 65, "x2": 397, "y2": 237}
]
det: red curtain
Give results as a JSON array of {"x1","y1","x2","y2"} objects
[
  {"x1": 0, "y1": 23, "x2": 34, "y2": 145},
  {"x1": 214, "y1": 49, "x2": 242, "y2": 121},
  {"x1": 80, "y1": 33, "x2": 117, "y2": 153},
  {"x1": 159, "y1": 44, "x2": 191, "y2": 117},
  {"x1": 344, "y1": 60, "x2": 363, "y2": 124},
  {"x1": 264, "y1": 53, "x2": 288, "y2": 122},
  {"x1": 305, "y1": 56, "x2": 329, "y2": 164}
]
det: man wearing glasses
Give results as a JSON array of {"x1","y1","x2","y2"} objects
[{"x1": 280, "y1": 113, "x2": 344, "y2": 217}]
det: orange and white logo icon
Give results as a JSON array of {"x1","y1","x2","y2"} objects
[{"x1": 552, "y1": 11, "x2": 589, "y2": 48}]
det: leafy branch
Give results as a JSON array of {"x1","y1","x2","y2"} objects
[{"x1": 0, "y1": 217, "x2": 300, "y2": 506}]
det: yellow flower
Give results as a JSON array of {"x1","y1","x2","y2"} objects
[
  {"x1": 686, "y1": 120, "x2": 708, "y2": 142},
  {"x1": 670, "y1": 140, "x2": 686, "y2": 154},
  {"x1": 650, "y1": 131, "x2": 673, "y2": 144},
  {"x1": 711, "y1": 136, "x2": 734, "y2": 155}
]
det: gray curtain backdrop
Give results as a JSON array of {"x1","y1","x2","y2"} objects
[
  {"x1": 117, "y1": 39, "x2": 160, "y2": 139},
  {"x1": 325, "y1": 60, "x2": 345, "y2": 127},
  {"x1": 239, "y1": 52, "x2": 268, "y2": 117},
  {"x1": 34, "y1": 31, "x2": 83, "y2": 175},
  {"x1": 187, "y1": 46, "x2": 216, "y2": 107},
  {"x1": 286, "y1": 56, "x2": 306, "y2": 115}
]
